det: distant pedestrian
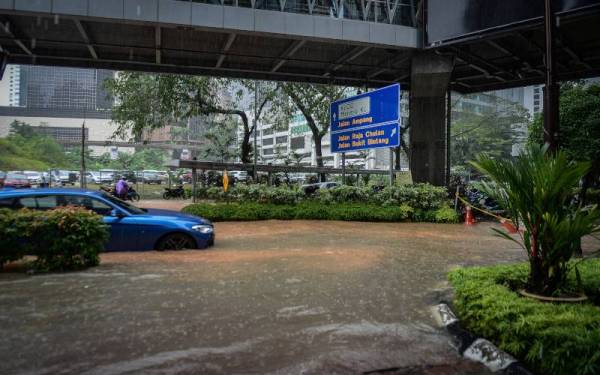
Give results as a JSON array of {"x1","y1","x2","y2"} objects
[{"x1": 115, "y1": 177, "x2": 129, "y2": 200}]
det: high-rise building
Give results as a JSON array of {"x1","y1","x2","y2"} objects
[{"x1": 0, "y1": 65, "x2": 130, "y2": 155}]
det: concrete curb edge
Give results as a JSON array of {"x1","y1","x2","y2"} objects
[{"x1": 432, "y1": 303, "x2": 534, "y2": 375}]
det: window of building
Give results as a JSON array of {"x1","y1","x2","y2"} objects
[
  {"x1": 276, "y1": 136, "x2": 288, "y2": 144},
  {"x1": 262, "y1": 148, "x2": 273, "y2": 155},
  {"x1": 32, "y1": 126, "x2": 88, "y2": 142},
  {"x1": 262, "y1": 137, "x2": 273, "y2": 146},
  {"x1": 262, "y1": 128, "x2": 273, "y2": 136},
  {"x1": 291, "y1": 136, "x2": 305, "y2": 150}
]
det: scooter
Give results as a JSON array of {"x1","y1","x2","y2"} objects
[
  {"x1": 163, "y1": 185, "x2": 185, "y2": 200},
  {"x1": 99, "y1": 185, "x2": 140, "y2": 202}
]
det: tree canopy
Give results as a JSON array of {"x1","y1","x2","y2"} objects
[
  {"x1": 277, "y1": 82, "x2": 348, "y2": 167},
  {"x1": 528, "y1": 83, "x2": 600, "y2": 195},
  {"x1": 451, "y1": 94, "x2": 529, "y2": 168},
  {"x1": 105, "y1": 73, "x2": 277, "y2": 163}
]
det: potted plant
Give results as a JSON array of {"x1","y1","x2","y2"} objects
[{"x1": 471, "y1": 144, "x2": 600, "y2": 298}]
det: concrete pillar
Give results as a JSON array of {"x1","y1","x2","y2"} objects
[{"x1": 409, "y1": 52, "x2": 453, "y2": 186}]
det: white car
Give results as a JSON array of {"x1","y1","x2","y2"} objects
[
  {"x1": 230, "y1": 170, "x2": 248, "y2": 181},
  {"x1": 23, "y1": 171, "x2": 42, "y2": 185},
  {"x1": 85, "y1": 171, "x2": 102, "y2": 184}
]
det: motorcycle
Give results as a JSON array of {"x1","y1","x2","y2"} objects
[
  {"x1": 99, "y1": 185, "x2": 140, "y2": 202},
  {"x1": 163, "y1": 185, "x2": 186, "y2": 200}
]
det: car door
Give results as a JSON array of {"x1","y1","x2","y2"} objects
[{"x1": 61, "y1": 195, "x2": 125, "y2": 251}]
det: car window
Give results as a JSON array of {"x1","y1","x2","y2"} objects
[
  {"x1": 0, "y1": 197, "x2": 15, "y2": 209},
  {"x1": 18, "y1": 197, "x2": 38, "y2": 209},
  {"x1": 101, "y1": 193, "x2": 146, "y2": 215},
  {"x1": 36, "y1": 195, "x2": 58, "y2": 209},
  {"x1": 60, "y1": 195, "x2": 113, "y2": 216},
  {"x1": 89, "y1": 198, "x2": 113, "y2": 216}
]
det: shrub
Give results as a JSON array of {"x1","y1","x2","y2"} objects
[
  {"x1": 0, "y1": 207, "x2": 108, "y2": 271},
  {"x1": 183, "y1": 202, "x2": 434, "y2": 222},
  {"x1": 317, "y1": 185, "x2": 370, "y2": 204},
  {"x1": 373, "y1": 184, "x2": 448, "y2": 210},
  {"x1": 472, "y1": 144, "x2": 600, "y2": 295},
  {"x1": 200, "y1": 183, "x2": 449, "y2": 208},
  {"x1": 0, "y1": 208, "x2": 34, "y2": 267},
  {"x1": 449, "y1": 261, "x2": 600, "y2": 375}
]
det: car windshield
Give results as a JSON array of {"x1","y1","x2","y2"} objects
[
  {"x1": 7, "y1": 173, "x2": 27, "y2": 179},
  {"x1": 101, "y1": 193, "x2": 147, "y2": 215}
]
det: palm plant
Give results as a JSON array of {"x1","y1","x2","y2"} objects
[{"x1": 471, "y1": 144, "x2": 600, "y2": 295}]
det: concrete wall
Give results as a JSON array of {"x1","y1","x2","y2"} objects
[{"x1": 2, "y1": 0, "x2": 418, "y2": 48}]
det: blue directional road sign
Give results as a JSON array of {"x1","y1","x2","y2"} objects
[
  {"x1": 331, "y1": 122, "x2": 400, "y2": 153},
  {"x1": 330, "y1": 84, "x2": 401, "y2": 153}
]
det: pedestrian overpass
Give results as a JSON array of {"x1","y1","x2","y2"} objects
[
  {"x1": 0, "y1": 0, "x2": 599, "y2": 185},
  {"x1": 0, "y1": 0, "x2": 419, "y2": 87}
]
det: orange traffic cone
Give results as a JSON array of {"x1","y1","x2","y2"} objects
[
  {"x1": 501, "y1": 219, "x2": 518, "y2": 233},
  {"x1": 464, "y1": 206, "x2": 476, "y2": 225}
]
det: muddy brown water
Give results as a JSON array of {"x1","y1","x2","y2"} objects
[{"x1": 1, "y1": 216, "x2": 549, "y2": 375}]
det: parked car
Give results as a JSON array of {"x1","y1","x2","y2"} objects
[
  {"x1": 116, "y1": 170, "x2": 137, "y2": 183},
  {"x1": 50, "y1": 170, "x2": 77, "y2": 185},
  {"x1": 84, "y1": 171, "x2": 102, "y2": 184},
  {"x1": 3, "y1": 172, "x2": 31, "y2": 189},
  {"x1": 0, "y1": 188, "x2": 214, "y2": 251},
  {"x1": 230, "y1": 170, "x2": 248, "y2": 182},
  {"x1": 301, "y1": 181, "x2": 340, "y2": 195},
  {"x1": 98, "y1": 169, "x2": 117, "y2": 183},
  {"x1": 23, "y1": 171, "x2": 42, "y2": 185},
  {"x1": 138, "y1": 170, "x2": 163, "y2": 184}
]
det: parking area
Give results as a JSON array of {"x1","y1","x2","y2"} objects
[{"x1": 0, "y1": 220, "x2": 531, "y2": 375}]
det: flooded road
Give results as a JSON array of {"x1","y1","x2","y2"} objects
[{"x1": 0, "y1": 221, "x2": 527, "y2": 374}]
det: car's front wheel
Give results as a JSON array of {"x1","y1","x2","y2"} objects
[{"x1": 155, "y1": 233, "x2": 196, "y2": 251}]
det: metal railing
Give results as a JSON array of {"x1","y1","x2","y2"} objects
[{"x1": 182, "y1": 0, "x2": 418, "y2": 27}]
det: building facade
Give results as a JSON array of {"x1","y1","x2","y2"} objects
[{"x1": 0, "y1": 65, "x2": 128, "y2": 155}]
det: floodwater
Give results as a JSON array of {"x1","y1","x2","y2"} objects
[{"x1": 0, "y1": 220, "x2": 530, "y2": 374}]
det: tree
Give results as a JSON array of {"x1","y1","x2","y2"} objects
[
  {"x1": 528, "y1": 83, "x2": 600, "y2": 201},
  {"x1": 2, "y1": 121, "x2": 68, "y2": 169},
  {"x1": 278, "y1": 83, "x2": 348, "y2": 169},
  {"x1": 201, "y1": 117, "x2": 237, "y2": 162},
  {"x1": 105, "y1": 73, "x2": 277, "y2": 163},
  {"x1": 451, "y1": 95, "x2": 529, "y2": 168},
  {"x1": 472, "y1": 144, "x2": 600, "y2": 296}
]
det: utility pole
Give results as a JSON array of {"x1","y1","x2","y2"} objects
[
  {"x1": 543, "y1": 0, "x2": 559, "y2": 153},
  {"x1": 80, "y1": 117, "x2": 86, "y2": 188},
  {"x1": 253, "y1": 80, "x2": 258, "y2": 180}
]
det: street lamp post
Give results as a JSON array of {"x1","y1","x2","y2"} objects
[{"x1": 253, "y1": 80, "x2": 258, "y2": 180}]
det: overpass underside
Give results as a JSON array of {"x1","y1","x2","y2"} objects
[
  {"x1": 0, "y1": 1, "x2": 599, "y2": 187},
  {"x1": 0, "y1": 0, "x2": 419, "y2": 87}
]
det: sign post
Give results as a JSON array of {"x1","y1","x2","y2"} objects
[{"x1": 330, "y1": 84, "x2": 401, "y2": 184}]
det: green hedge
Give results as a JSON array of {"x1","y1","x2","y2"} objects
[
  {"x1": 0, "y1": 207, "x2": 108, "y2": 271},
  {"x1": 448, "y1": 261, "x2": 600, "y2": 375},
  {"x1": 192, "y1": 183, "x2": 450, "y2": 210},
  {"x1": 182, "y1": 202, "x2": 459, "y2": 223}
]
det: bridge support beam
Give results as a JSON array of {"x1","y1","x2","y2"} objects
[{"x1": 409, "y1": 52, "x2": 453, "y2": 186}]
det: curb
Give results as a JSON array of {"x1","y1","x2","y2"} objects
[{"x1": 432, "y1": 303, "x2": 534, "y2": 374}]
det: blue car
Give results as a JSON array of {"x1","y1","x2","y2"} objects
[{"x1": 0, "y1": 188, "x2": 214, "y2": 251}]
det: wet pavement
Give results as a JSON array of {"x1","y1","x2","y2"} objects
[{"x1": 0, "y1": 219, "x2": 530, "y2": 375}]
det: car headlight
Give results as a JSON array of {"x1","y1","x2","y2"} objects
[{"x1": 192, "y1": 224, "x2": 213, "y2": 234}]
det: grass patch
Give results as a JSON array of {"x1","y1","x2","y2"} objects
[
  {"x1": 181, "y1": 202, "x2": 459, "y2": 223},
  {"x1": 448, "y1": 260, "x2": 600, "y2": 375}
]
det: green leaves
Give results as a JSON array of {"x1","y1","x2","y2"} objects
[
  {"x1": 0, "y1": 207, "x2": 107, "y2": 272},
  {"x1": 471, "y1": 143, "x2": 600, "y2": 293},
  {"x1": 449, "y1": 262, "x2": 600, "y2": 375}
]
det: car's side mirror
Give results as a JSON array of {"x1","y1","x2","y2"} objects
[{"x1": 110, "y1": 209, "x2": 125, "y2": 218}]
